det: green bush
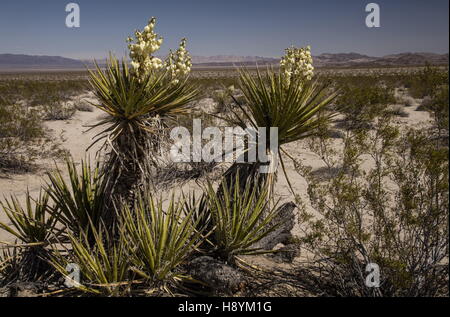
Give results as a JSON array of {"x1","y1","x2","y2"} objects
[
  {"x1": 336, "y1": 79, "x2": 395, "y2": 130},
  {"x1": 407, "y1": 65, "x2": 448, "y2": 99},
  {"x1": 0, "y1": 97, "x2": 50, "y2": 171},
  {"x1": 296, "y1": 117, "x2": 449, "y2": 297}
]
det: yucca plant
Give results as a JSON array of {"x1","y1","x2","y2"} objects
[
  {"x1": 88, "y1": 56, "x2": 198, "y2": 205},
  {"x1": 183, "y1": 192, "x2": 214, "y2": 251},
  {"x1": 0, "y1": 248, "x2": 20, "y2": 287},
  {"x1": 225, "y1": 67, "x2": 338, "y2": 193},
  {"x1": 45, "y1": 157, "x2": 107, "y2": 239},
  {"x1": 206, "y1": 175, "x2": 282, "y2": 262},
  {"x1": 0, "y1": 191, "x2": 57, "y2": 245},
  {"x1": 119, "y1": 191, "x2": 204, "y2": 292},
  {"x1": 49, "y1": 224, "x2": 131, "y2": 296},
  {"x1": 0, "y1": 191, "x2": 57, "y2": 282}
]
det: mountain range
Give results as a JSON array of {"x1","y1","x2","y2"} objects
[{"x1": 0, "y1": 52, "x2": 447, "y2": 70}]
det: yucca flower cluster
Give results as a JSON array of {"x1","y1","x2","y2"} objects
[
  {"x1": 280, "y1": 45, "x2": 314, "y2": 85},
  {"x1": 165, "y1": 38, "x2": 193, "y2": 85},
  {"x1": 127, "y1": 18, "x2": 193, "y2": 83},
  {"x1": 127, "y1": 17, "x2": 164, "y2": 79}
]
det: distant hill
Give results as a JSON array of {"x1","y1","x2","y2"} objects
[
  {"x1": 375, "y1": 53, "x2": 449, "y2": 66},
  {"x1": 0, "y1": 52, "x2": 447, "y2": 70},
  {"x1": 192, "y1": 52, "x2": 448, "y2": 67},
  {"x1": 0, "y1": 54, "x2": 84, "y2": 70},
  {"x1": 314, "y1": 52, "x2": 448, "y2": 68},
  {"x1": 191, "y1": 55, "x2": 279, "y2": 66}
]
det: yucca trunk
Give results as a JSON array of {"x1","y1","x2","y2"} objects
[
  {"x1": 219, "y1": 144, "x2": 277, "y2": 201},
  {"x1": 101, "y1": 127, "x2": 152, "y2": 226}
]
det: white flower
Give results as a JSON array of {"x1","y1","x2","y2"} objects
[
  {"x1": 164, "y1": 38, "x2": 192, "y2": 81},
  {"x1": 280, "y1": 45, "x2": 314, "y2": 84},
  {"x1": 127, "y1": 18, "x2": 191, "y2": 81},
  {"x1": 131, "y1": 61, "x2": 140, "y2": 69}
]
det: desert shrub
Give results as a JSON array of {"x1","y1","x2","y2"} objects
[
  {"x1": 417, "y1": 96, "x2": 433, "y2": 112},
  {"x1": 399, "y1": 95, "x2": 416, "y2": 108},
  {"x1": 0, "y1": 79, "x2": 87, "y2": 106},
  {"x1": 335, "y1": 79, "x2": 395, "y2": 130},
  {"x1": 42, "y1": 101, "x2": 76, "y2": 121},
  {"x1": 425, "y1": 86, "x2": 449, "y2": 138},
  {"x1": 407, "y1": 65, "x2": 448, "y2": 99},
  {"x1": 211, "y1": 85, "x2": 237, "y2": 113},
  {"x1": 296, "y1": 116, "x2": 449, "y2": 297},
  {"x1": 189, "y1": 77, "x2": 239, "y2": 96},
  {"x1": 74, "y1": 99, "x2": 94, "y2": 112},
  {"x1": 0, "y1": 97, "x2": 50, "y2": 171}
]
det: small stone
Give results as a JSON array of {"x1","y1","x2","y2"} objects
[
  {"x1": 270, "y1": 244, "x2": 300, "y2": 263},
  {"x1": 0, "y1": 287, "x2": 11, "y2": 297},
  {"x1": 189, "y1": 256, "x2": 244, "y2": 294}
]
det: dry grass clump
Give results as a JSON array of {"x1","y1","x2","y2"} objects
[
  {"x1": 42, "y1": 101, "x2": 76, "y2": 121},
  {"x1": 74, "y1": 100, "x2": 94, "y2": 112}
]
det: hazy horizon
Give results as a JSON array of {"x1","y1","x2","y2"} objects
[{"x1": 0, "y1": 0, "x2": 448, "y2": 59}]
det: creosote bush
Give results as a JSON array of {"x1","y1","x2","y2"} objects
[
  {"x1": 335, "y1": 80, "x2": 395, "y2": 130},
  {"x1": 295, "y1": 114, "x2": 449, "y2": 297},
  {"x1": 0, "y1": 97, "x2": 50, "y2": 171}
]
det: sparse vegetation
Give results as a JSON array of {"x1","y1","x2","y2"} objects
[
  {"x1": 0, "y1": 19, "x2": 448, "y2": 298},
  {"x1": 0, "y1": 96, "x2": 53, "y2": 171},
  {"x1": 294, "y1": 116, "x2": 449, "y2": 296}
]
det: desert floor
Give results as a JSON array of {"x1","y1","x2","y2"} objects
[{"x1": 0, "y1": 90, "x2": 433, "y2": 257}]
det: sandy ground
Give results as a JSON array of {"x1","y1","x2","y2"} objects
[
  {"x1": 0, "y1": 92, "x2": 433, "y2": 246},
  {"x1": 0, "y1": 93, "x2": 103, "y2": 242}
]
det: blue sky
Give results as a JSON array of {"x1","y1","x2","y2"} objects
[{"x1": 0, "y1": 0, "x2": 448, "y2": 59}]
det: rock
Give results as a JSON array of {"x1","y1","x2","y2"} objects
[
  {"x1": 195, "y1": 98, "x2": 218, "y2": 114},
  {"x1": 402, "y1": 96, "x2": 418, "y2": 107},
  {"x1": 188, "y1": 256, "x2": 244, "y2": 293},
  {"x1": 270, "y1": 243, "x2": 300, "y2": 263},
  {"x1": 11, "y1": 282, "x2": 40, "y2": 297},
  {"x1": 417, "y1": 96, "x2": 433, "y2": 111},
  {"x1": 0, "y1": 287, "x2": 11, "y2": 297},
  {"x1": 74, "y1": 98, "x2": 94, "y2": 112},
  {"x1": 253, "y1": 202, "x2": 297, "y2": 251}
]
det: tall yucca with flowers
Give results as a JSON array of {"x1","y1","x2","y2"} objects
[
  {"x1": 224, "y1": 45, "x2": 337, "y2": 194},
  {"x1": 88, "y1": 18, "x2": 198, "y2": 208}
]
